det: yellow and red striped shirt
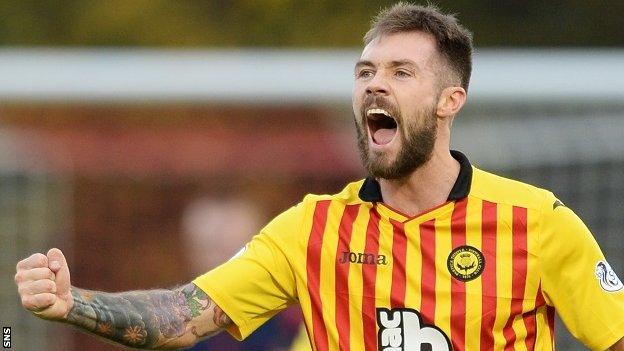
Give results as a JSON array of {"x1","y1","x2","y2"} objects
[{"x1": 194, "y1": 151, "x2": 624, "y2": 351}]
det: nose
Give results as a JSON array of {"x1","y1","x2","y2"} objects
[{"x1": 365, "y1": 73, "x2": 389, "y2": 96}]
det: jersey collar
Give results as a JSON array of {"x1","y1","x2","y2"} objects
[{"x1": 358, "y1": 150, "x2": 472, "y2": 203}]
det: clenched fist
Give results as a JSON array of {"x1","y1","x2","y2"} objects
[{"x1": 14, "y1": 248, "x2": 73, "y2": 321}]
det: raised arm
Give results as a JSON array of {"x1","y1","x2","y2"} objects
[
  {"x1": 611, "y1": 338, "x2": 624, "y2": 351},
  {"x1": 15, "y1": 248, "x2": 231, "y2": 350}
]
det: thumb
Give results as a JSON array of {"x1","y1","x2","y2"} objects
[{"x1": 47, "y1": 248, "x2": 71, "y2": 296}]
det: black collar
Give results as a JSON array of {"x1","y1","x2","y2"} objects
[{"x1": 358, "y1": 150, "x2": 472, "y2": 202}]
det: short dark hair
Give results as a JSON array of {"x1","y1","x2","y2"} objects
[{"x1": 364, "y1": 2, "x2": 473, "y2": 91}]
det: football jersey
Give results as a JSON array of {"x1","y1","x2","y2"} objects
[{"x1": 193, "y1": 151, "x2": 624, "y2": 351}]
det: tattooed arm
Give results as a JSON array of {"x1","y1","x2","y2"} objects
[
  {"x1": 15, "y1": 249, "x2": 231, "y2": 350},
  {"x1": 66, "y1": 283, "x2": 231, "y2": 349},
  {"x1": 611, "y1": 338, "x2": 624, "y2": 351}
]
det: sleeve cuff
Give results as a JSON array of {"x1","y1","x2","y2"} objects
[
  {"x1": 192, "y1": 278, "x2": 254, "y2": 341},
  {"x1": 589, "y1": 319, "x2": 624, "y2": 351}
]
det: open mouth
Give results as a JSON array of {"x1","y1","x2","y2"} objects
[{"x1": 366, "y1": 108, "x2": 398, "y2": 145}]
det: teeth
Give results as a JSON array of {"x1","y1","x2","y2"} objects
[{"x1": 366, "y1": 108, "x2": 391, "y2": 117}]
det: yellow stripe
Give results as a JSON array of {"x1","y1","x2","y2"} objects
[
  {"x1": 319, "y1": 200, "x2": 343, "y2": 351},
  {"x1": 404, "y1": 221, "x2": 422, "y2": 309},
  {"x1": 512, "y1": 206, "x2": 541, "y2": 351},
  {"x1": 537, "y1": 307, "x2": 554, "y2": 351},
  {"x1": 517, "y1": 207, "x2": 541, "y2": 351},
  {"x1": 347, "y1": 204, "x2": 371, "y2": 350},
  {"x1": 434, "y1": 210, "x2": 453, "y2": 336},
  {"x1": 298, "y1": 201, "x2": 320, "y2": 351},
  {"x1": 464, "y1": 197, "x2": 483, "y2": 351},
  {"x1": 375, "y1": 217, "x2": 394, "y2": 307},
  {"x1": 512, "y1": 316, "x2": 529, "y2": 351}
]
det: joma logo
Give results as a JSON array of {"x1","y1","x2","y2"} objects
[{"x1": 338, "y1": 251, "x2": 387, "y2": 265}]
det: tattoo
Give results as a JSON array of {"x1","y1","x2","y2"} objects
[
  {"x1": 65, "y1": 283, "x2": 227, "y2": 349},
  {"x1": 181, "y1": 284, "x2": 209, "y2": 318},
  {"x1": 95, "y1": 321, "x2": 113, "y2": 335},
  {"x1": 213, "y1": 306, "x2": 230, "y2": 328}
]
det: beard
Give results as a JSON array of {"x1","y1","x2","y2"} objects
[{"x1": 355, "y1": 99, "x2": 437, "y2": 180}]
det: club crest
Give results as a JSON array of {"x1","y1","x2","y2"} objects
[{"x1": 447, "y1": 245, "x2": 485, "y2": 282}]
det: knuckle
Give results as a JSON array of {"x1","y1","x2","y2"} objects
[
  {"x1": 36, "y1": 254, "x2": 47, "y2": 266},
  {"x1": 31, "y1": 295, "x2": 44, "y2": 308},
  {"x1": 21, "y1": 296, "x2": 31, "y2": 308},
  {"x1": 28, "y1": 253, "x2": 45, "y2": 266},
  {"x1": 14, "y1": 272, "x2": 22, "y2": 284},
  {"x1": 35, "y1": 294, "x2": 53, "y2": 308},
  {"x1": 44, "y1": 280, "x2": 56, "y2": 293},
  {"x1": 31, "y1": 295, "x2": 42, "y2": 308},
  {"x1": 19, "y1": 282, "x2": 32, "y2": 295},
  {"x1": 43, "y1": 294, "x2": 55, "y2": 305},
  {"x1": 47, "y1": 269, "x2": 56, "y2": 280}
]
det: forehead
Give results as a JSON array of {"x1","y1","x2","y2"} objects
[{"x1": 360, "y1": 31, "x2": 438, "y2": 67}]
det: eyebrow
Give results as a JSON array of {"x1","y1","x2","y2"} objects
[
  {"x1": 354, "y1": 59, "x2": 420, "y2": 71},
  {"x1": 354, "y1": 60, "x2": 375, "y2": 71}
]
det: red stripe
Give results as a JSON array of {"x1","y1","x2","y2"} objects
[
  {"x1": 450, "y1": 199, "x2": 468, "y2": 351},
  {"x1": 306, "y1": 200, "x2": 331, "y2": 351},
  {"x1": 522, "y1": 311, "x2": 537, "y2": 351},
  {"x1": 480, "y1": 200, "x2": 498, "y2": 351},
  {"x1": 547, "y1": 306, "x2": 555, "y2": 347},
  {"x1": 361, "y1": 207, "x2": 381, "y2": 351},
  {"x1": 535, "y1": 283, "x2": 546, "y2": 308},
  {"x1": 390, "y1": 219, "x2": 407, "y2": 308},
  {"x1": 334, "y1": 204, "x2": 360, "y2": 351},
  {"x1": 522, "y1": 286, "x2": 545, "y2": 351},
  {"x1": 523, "y1": 284, "x2": 546, "y2": 351},
  {"x1": 503, "y1": 206, "x2": 528, "y2": 351},
  {"x1": 420, "y1": 219, "x2": 437, "y2": 323}
]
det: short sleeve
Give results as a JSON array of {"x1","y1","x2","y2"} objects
[
  {"x1": 539, "y1": 195, "x2": 624, "y2": 351},
  {"x1": 192, "y1": 203, "x2": 304, "y2": 340}
]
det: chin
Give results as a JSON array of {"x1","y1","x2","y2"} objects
[
  {"x1": 369, "y1": 140, "x2": 400, "y2": 158},
  {"x1": 367, "y1": 155, "x2": 397, "y2": 174}
]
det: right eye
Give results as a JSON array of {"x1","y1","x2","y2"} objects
[{"x1": 357, "y1": 70, "x2": 374, "y2": 79}]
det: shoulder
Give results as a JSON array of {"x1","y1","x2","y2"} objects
[
  {"x1": 260, "y1": 179, "x2": 366, "y2": 238},
  {"x1": 299, "y1": 179, "x2": 366, "y2": 207},
  {"x1": 469, "y1": 166, "x2": 556, "y2": 211}
]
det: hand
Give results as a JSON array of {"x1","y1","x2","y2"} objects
[{"x1": 14, "y1": 248, "x2": 74, "y2": 321}]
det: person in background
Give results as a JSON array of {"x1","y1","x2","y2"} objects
[{"x1": 182, "y1": 197, "x2": 300, "y2": 351}]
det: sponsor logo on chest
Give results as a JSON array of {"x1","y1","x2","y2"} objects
[
  {"x1": 338, "y1": 251, "x2": 388, "y2": 265},
  {"x1": 377, "y1": 308, "x2": 451, "y2": 351}
]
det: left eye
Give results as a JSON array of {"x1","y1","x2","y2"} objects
[{"x1": 396, "y1": 70, "x2": 411, "y2": 78}]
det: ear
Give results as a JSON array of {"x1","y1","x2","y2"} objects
[{"x1": 436, "y1": 86, "x2": 467, "y2": 118}]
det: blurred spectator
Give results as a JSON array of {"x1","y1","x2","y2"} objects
[
  {"x1": 181, "y1": 196, "x2": 300, "y2": 351},
  {"x1": 181, "y1": 197, "x2": 262, "y2": 275}
]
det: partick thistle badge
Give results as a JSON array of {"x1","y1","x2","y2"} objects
[{"x1": 447, "y1": 245, "x2": 485, "y2": 282}]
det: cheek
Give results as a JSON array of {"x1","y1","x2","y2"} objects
[
  {"x1": 352, "y1": 91, "x2": 363, "y2": 115},
  {"x1": 398, "y1": 89, "x2": 437, "y2": 116},
  {"x1": 352, "y1": 79, "x2": 368, "y2": 101}
]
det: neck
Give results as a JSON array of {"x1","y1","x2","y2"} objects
[{"x1": 379, "y1": 148, "x2": 460, "y2": 217}]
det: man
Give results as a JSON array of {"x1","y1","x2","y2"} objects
[{"x1": 14, "y1": 3, "x2": 624, "y2": 351}]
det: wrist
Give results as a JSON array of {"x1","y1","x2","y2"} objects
[{"x1": 62, "y1": 286, "x2": 77, "y2": 321}]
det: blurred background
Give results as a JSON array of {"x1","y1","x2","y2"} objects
[{"x1": 1, "y1": 1, "x2": 623, "y2": 350}]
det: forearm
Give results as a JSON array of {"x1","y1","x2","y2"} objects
[
  {"x1": 611, "y1": 337, "x2": 624, "y2": 351},
  {"x1": 65, "y1": 283, "x2": 216, "y2": 349}
]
